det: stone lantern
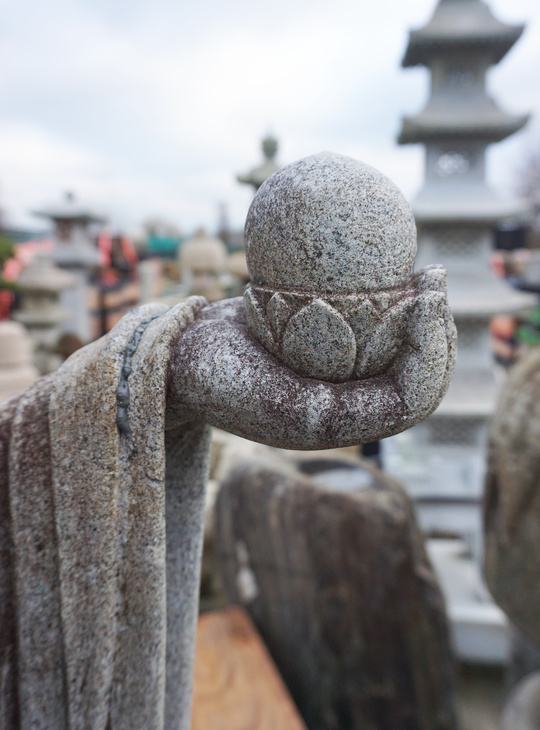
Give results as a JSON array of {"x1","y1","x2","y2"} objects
[
  {"x1": 33, "y1": 192, "x2": 105, "y2": 343},
  {"x1": 14, "y1": 254, "x2": 77, "y2": 374}
]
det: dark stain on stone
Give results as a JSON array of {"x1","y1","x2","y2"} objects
[{"x1": 116, "y1": 308, "x2": 170, "y2": 452}]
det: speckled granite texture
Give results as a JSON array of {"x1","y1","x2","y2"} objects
[
  {"x1": 168, "y1": 288, "x2": 455, "y2": 446},
  {"x1": 0, "y1": 298, "x2": 210, "y2": 730},
  {"x1": 245, "y1": 152, "x2": 417, "y2": 293},
  {"x1": 243, "y1": 153, "x2": 456, "y2": 390}
]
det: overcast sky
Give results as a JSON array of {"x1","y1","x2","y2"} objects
[{"x1": 1, "y1": 0, "x2": 540, "y2": 236}]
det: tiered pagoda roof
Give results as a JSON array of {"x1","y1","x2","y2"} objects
[
  {"x1": 33, "y1": 192, "x2": 106, "y2": 226},
  {"x1": 399, "y1": 109, "x2": 528, "y2": 145},
  {"x1": 399, "y1": 0, "x2": 529, "y2": 145},
  {"x1": 402, "y1": 0, "x2": 524, "y2": 67},
  {"x1": 412, "y1": 186, "x2": 529, "y2": 224}
]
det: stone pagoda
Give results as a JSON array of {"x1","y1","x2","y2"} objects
[
  {"x1": 33, "y1": 192, "x2": 104, "y2": 343},
  {"x1": 237, "y1": 135, "x2": 280, "y2": 192},
  {"x1": 386, "y1": 0, "x2": 534, "y2": 505}
]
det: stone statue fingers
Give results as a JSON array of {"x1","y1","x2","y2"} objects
[
  {"x1": 168, "y1": 153, "x2": 458, "y2": 449},
  {"x1": 392, "y1": 290, "x2": 456, "y2": 424}
]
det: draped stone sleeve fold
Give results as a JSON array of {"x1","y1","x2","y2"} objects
[{"x1": 0, "y1": 297, "x2": 209, "y2": 730}]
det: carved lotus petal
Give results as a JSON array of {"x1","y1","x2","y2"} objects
[
  {"x1": 267, "y1": 292, "x2": 293, "y2": 339},
  {"x1": 372, "y1": 292, "x2": 391, "y2": 313},
  {"x1": 413, "y1": 265, "x2": 447, "y2": 293},
  {"x1": 339, "y1": 295, "x2": 364, "y2": 314},
  {"x1": 354, "y1": 298, "x2": 411, "y2": 379},
  {"x1": 347, "y1": 300, "x2": 380, "y2": 352},
  {"x1": 243, "y1": 286, "x2": 275, "y2": 351},
  {"x1": 282, "y1": 299, "x2": 356, "y2": 382}
]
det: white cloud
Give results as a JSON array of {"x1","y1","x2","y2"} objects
[{"x1": 0, "y1": 0, "x2": 539, "y2": 232}]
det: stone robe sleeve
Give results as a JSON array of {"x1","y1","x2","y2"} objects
[
  {"x1": 484, "y1": 347, "x2": 540, "y2": 647},
  {"x1": 0, "y1": 298, "x2": 210, "y2": 730}
]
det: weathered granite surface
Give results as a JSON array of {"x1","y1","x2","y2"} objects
[
  {"x1": 215, "y1": 456, "x2": 457, "y2": 729},
  {"x1": 0, "y1": 153, "x2": 456, "y2": 729},
  {"x1": 243, "y1": 153, "x2": 456, "y2": 390},
  {"x1": 245, "y1": 152, "x2": 417, "y2": 293},
  {"x1": 1, "y1": 300, "x2": 210, "y2": 730},
  {"x1": 168, "y1": 282, "x2": 455, "y2": 446},
  {"x1": 484, "y1": 348, "x2": 540, "y2": 646}
]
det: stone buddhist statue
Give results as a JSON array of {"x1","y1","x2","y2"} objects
[
  {"x1": 0, "y1": 153, "x2": 456, "y2": 730},
  {"x1": 485, "y1": 347, "x2": 540, "y2": 646},
  {"x1": 483, "y1": 345, "x2": 540, "y2": 728}
]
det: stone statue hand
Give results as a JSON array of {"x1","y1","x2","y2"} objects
[
  {"x1": 167, "y1": 292, "x2": 455, "y2": 450},
  {"x1": 168, "y1": 153, "x2": 456, "y2": 450}
]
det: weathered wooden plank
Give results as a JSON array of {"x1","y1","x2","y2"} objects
[
  {"x1": 215, "y1": 458, "x2": 457, "y2": 730},
  {"x1": 191, "y1": 607, "x2": 307, "y2": 730}
]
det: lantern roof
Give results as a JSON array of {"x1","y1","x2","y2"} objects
[{"x1": 402, "y1": 0, "x2": 524, "y2": 67}]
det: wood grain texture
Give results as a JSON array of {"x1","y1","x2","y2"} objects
[
  {"x1": 191, "y1": 607, "x2": 307, "y2": 730},
  {"x1": 215, "y1": 458, "x2": 457, "y2": 730}
]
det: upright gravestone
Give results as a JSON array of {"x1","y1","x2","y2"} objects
[
  {"x1": 0, "y1": 153, "x2": 456, "y2": 729},
  {"x1": 33, "y1": 191, "x2": 104, "y2": 343},
  {"x1": 215, "y1": 456, "x2": 457, "y2": 729}
]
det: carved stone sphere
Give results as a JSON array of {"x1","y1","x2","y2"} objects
[
  {"x1": 245, "y1": 152, "x2": 417, "y2": 294},
  {"x1": 243, "y1": 152, "x2": 451, "y2": 384}
]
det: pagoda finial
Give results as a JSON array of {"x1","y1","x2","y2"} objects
[
  {"x1": 262, "y1": 135, "x2": 278, "y2": 161},
  {"x1": 237, "y1": 134, "x2": 281, "y2": 193}
]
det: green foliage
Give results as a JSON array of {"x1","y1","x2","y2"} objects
[
  {"x1": 0, "y1": 277, "x2": 18, "y2": 292},
  {"x1": 0, "y1": 235, "x2": 14, "y2": 266},
  {"x1": 0, "y1": 235, "x2": 18, "y2": 293},
  {"x1": 516, "y1": 306, "x2": 540, "y2": 346}
]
